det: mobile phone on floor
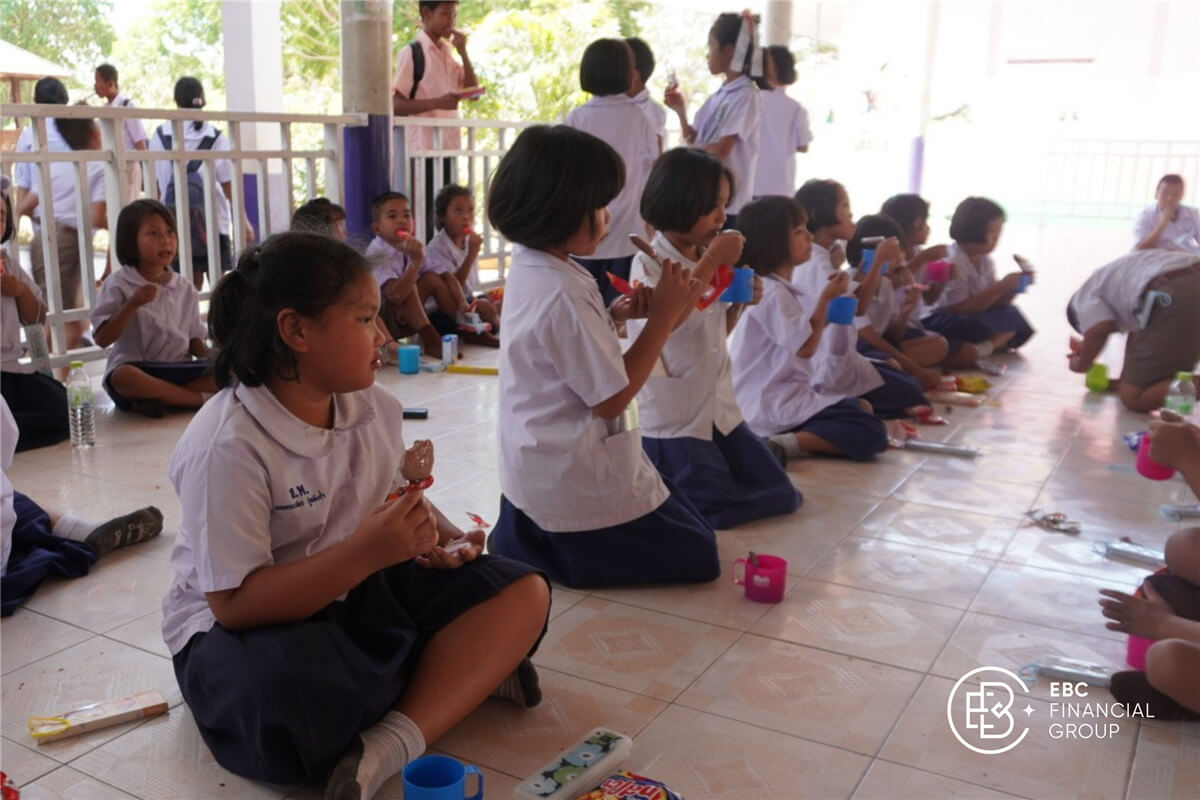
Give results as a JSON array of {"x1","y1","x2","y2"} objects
[{"x1": 403, "y1": 408, "x2": 428, "y2": 420}]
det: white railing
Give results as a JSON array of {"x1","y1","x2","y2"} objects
[
  {"x1": 1, "y1": 103, "x2": 361, "y2": 368},
  {"x1": 394, "y1": 116, "x2": 538, "y2": 286}
]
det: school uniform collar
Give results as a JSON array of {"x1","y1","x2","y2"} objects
[
  {"x1": 417, "y1": 28, "x2": 455, "y2": 59},
  {"x1": 113, "y1": 265, "x2": 183, "y2": 291},
  {"x1": 584, "y1": 94, "x2": 635, "y2": 108},
  {"x1": 651, "y1": 232, "x2": 697, "y2": 266},
  {"x1": 235, "y1": 382, "x2": 377, "y2": 458},
  {"x1": 435, "y1": 227, "x2": 465, "y2": 255},
  {"x1": 517, "y1": 244, "x2": 596, "y2": 284},
  {"x1": 630, "y1": 88, "x2": 650, "y2": 104},
  {"x1": 715, "y1": 75, "x2": 754, "y2": 96},
  {"x1": 766, "y1": 271, "x2": 806, "y2": 300}
]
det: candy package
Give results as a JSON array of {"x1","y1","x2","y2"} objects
[{"x1": 575, "y1": 771, "x2": 684, "y2": 800}]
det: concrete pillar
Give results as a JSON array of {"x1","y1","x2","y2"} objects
[
  {"x1": 222, "y1": 0, "x2": 287, "y2": 238},
  {"x1": 764, "y1": 0, "x2": 794, "y2": 46},
  {"x1": 341, "y1": 0, "x2": 394, "y2": 241},
  {"x1": 909, "y1": 0, "x2": 941, "y2": 193}
]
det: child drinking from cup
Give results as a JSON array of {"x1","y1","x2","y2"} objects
[{"x1": 630, "y1": 147, "x2": 800, "y2": 529}]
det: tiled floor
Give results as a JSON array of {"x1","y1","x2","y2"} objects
[{"x1": 4, "y1": 223, "x2": 1200, "y2": 799}]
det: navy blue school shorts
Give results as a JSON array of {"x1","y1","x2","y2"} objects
[
  {"x1": 172, "y1": 556, "x2": 548, "y2": 785},
  {"x1": 786, "y1": 398, "x2": 889, "y2": 461},
  {"x1": 102, "y1": 360, "x2": 211, "y2": 411},
  {"x1": 643, "y1": 422, "x2": 801, "y2": 530}
]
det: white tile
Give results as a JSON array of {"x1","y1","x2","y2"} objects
[
  {"x1": 1, "y1": 610, "x2": 93, "y2": 675},
  {"x1": 19, "y1": 766, "x2": 136, "y2": 799}
]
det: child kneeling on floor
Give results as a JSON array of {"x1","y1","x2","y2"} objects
[
  {"x1": 161, "y1": 232, "x2": 549, "y2": 799},
  {"x1": 91, "y1": 200, "x2": 217, "y2": 417},
  {"x1": 1101, "y1": 418, "x2": 1200, "y2": 720}
]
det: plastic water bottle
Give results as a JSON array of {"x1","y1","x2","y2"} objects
[
  {"x1": 66, "y1": 361, "x2": 96, "y2": 448},
  {"x1": 1165, "y1": 372, "x2": 1196, "y2": 417}
]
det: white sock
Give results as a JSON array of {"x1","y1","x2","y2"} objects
[
  {"x1": 974, "y1": 341, "x2": 995, "y2": 359},
  {"x1": 768, "y1": 434, "x2": 804, "y2": 458},
  {"x1": 51, "y1": 515, "x2": 96, "y2": 543},
  {"x1": 324, "y1": 711, "x2": 425, "y2": 800}
]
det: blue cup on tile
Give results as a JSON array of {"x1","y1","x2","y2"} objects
[
  {"x1": 720, "y1": 266, "x2": 755, "y2": 303},
  {"x1": 860, "y1": 248, "x2": 888, "y2": 275},
  {"x1": 398, "y1": 344, "x2": 421, "y2": 375},
  {"x1": 827, "y1": 295, "x2": 858, "y2": 325},
  {"x1": 402, "y1": 755, "x2": 483, "y2": 800}
]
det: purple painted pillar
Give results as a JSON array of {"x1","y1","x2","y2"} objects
[
  {"x1": 344, "y1": 114, "x2": 392, "y2": 241},
  {"x1": 242, "y1": 174, "x2": 259, "y2": 241},
  {"x1": 909, "y1": 136, "x2": 925, "y2": 194}
]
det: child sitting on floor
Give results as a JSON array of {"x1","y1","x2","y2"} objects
[
  {"x1": 364, "y1": 191, "x2": 443, "y2": 359},
  {"x1": 731, "y1": 195, "x2": 888, "y2": 461},
  {"x1": 91, "y1": 200, "x2": 216, "y2": 417},
  {"x1": 421, "y1": 184, "x2": 500, "y2": 343},
  {"x1": 291, "y1": 197, "x2": 348, "y2": 241},
  {"x1": 163, "y1": 233, "x2": 549, "y2": 798},
  {"x1": 631, "y1": 147, "x2": 800, "y2": 528}
]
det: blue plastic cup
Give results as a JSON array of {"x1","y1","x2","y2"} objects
[
  {"x1": 827, "y1": 295, "x2": 858, "y2": 324},
  {"x1": 720, "y1": 266, "x2": 755, "y2": 303},
  {"x1": 402, "y1": 755, "x2": 483, "y2": 800},
  {"x1": 1016, "y1": 273, "x2": 1032, "y2": 293},
  {"x1": 398, "y1": 344, "x2": 421, "y2": 375}
]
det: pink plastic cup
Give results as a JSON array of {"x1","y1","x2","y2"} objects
[
  {"x1": 1136, "y1": 434, "x2": 1175, "y2": 481},
  {"x1": 1126, "y1": 634, "x2": 1153, "y2": 669},
  {"x1": 732, "y1": 554, "x2": 788, "y2": 603},
  {"x1": 926, "y1": 260, "x2": 952, "y2": 283}
]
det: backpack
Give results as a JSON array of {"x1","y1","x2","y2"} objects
[
  {"x1": 157, "y1": 125, "x2": 219, "y2": 260},
  {"x1": 407, "y1": 40, "x2": 425, "y2": 100}
]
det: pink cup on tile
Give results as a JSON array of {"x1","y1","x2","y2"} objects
[
  {"x1": 1136, "y1": 434, "x2": 1175, "y2": 481},
  {"x1": 732, "y1": 554, "x2": 787, "y2": 603},
  {"x1": 1126, "y1": 634, "x2": 1153, "y2": 670}
]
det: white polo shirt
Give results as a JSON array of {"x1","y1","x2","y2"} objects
[
  {"x1": 14, "y1": 120, "x2": 106, "y2": 229},
  {"x1": 161, "y1": 382, "x2": 408, "y2": 654},
  {"x1": 91, "y1": 267, "x2": 206, "y2": 377},
  {"x1": 753, "y1": 88, "x2": 812, "y2": 197},
  {"x1": 1069, "y1": 250, "x2": 1200, "y2": 333},
  {"x1": 692, "y1": 75, "x2": 762, "y2": 215},
  {"x1": 1, "y1": 266, "x2": 42, "y2": 374},
  {"x1": 927, "y1": 243, "x2": 997, "y2": 311},
  {"x1": 1133, "y1": 204, "x2": 1200, "y2": 251},
  {"x1": 628, "y1": 233, "x2": 743, "y2": 439},
  {"x1": 564, "y1": 95, "x2": 657, "y2": 260},
  {"x1": 392, "y1": 29, "x2": 466, "y2": 152},
  {"x1": 729, "y1": 274, "x2": 855, "y2": 436},
  {"x1": 631, "y1": 88, "x2": 667, "y2": 146},
  {"x1": 110, "y1": 93, "x2": 149, "y2": 151},
  {"x1": 1, "y1": 397, "x2": 17, "y2": 578},
  {"x1": 13, "y1": 119, "x2": 66, "y2": 196},
  {"x1": 423, "y1": 228, "x2": 478, "y2": 291},
  {"x1": 498, "y1": 245, "x2": 669, "y2": 532},
  {"x1": 149, "y1": 121, "x2": 233, "y2": 235},
  {"x1": 365, "y1": 235, "x2": 416, "y2": 290}
]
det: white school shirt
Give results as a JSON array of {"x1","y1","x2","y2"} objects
[
  {"x1": 150, "y1": 121, "x2": 233, "y2": 235},
  {"x1": 161, "y1": 382, "x2": 408, "y2": 654},
  {"x1": 752, "y1": 89, "x2": 812, "y2": 198},
  {"x1": 91, "y1": 267, "x2": 206, "y2": 376},
  {"x1": 1133, "y1": 204, "x2": 1200, "y2": 251},
  {"x1": 1, "y1": 266, "x2": 42, "y2": 375},
  {"x1": 1068, "y1": 250, "x2": 1200, "y2": 334},
  {"x1": 498, "y1": 245, "x2": 669, "y2": 532},
  {"x1": 864, "y1": 275, "x2": 898, "y2": 334},
  {"x1": 927, "y1": 243, "x2": 997, "y2": 312},
  {"x1": 424, "y1": 228, "x2": 478, "y2": 292},
  {"x1": 631, "y1": 88, "x2": 668, "y2": 146},
  {"x1": 12, "y1": 119, "x2": 66, "y2": 197},
  {"x1": 14, "y1": 121, "x2": 106, "y2": 229},
  {"x1": 627, "y1": 233, "x2": 743, "y2": 439},
  {"x1": 693, "y1": 76, "x2": 762, "y2": 215},
  {"x1": 1, "y1": 397, "x2": 17, "y2": 577},
  {"x1": 564, "y1": 95, "x2": 657, "y2": 260},
  {"x1": 364, "y1": 235, "x2": 414, "y2": 290},
  {"x1": 791, "y1": 245, "x2": 883, "y2": 395},
  {"x1": 110, "y1": 93, "x2": 149, "y2": 151},
  {"x1": 729, "y1": 275, "x2": 855, "y2": 436}
]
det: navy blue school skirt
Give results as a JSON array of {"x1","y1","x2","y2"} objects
[
  {"x1": 787, "y1": 398, "x2": 889, "y2": 462},
  {"x1": 102, "y1": 360, "x2": 210, "y2": 411},
  {"x1": 0, "y1": 371, "x2": 69, "y2": 452},
  {"x1": 922, "y1": 307, "x2": 1035, "y2": 350},
  {"x1": 860, "y1": 363, "x2": 928, "y2": 419},
  {"x1": 489, "y1": 481, "x2": 719, "y2": 589},
  {"x1": 573, "y1": 254, "x2": 634, "y2": 307},
  {"x1": 1, "y1": 492, "x2": 97, "y2": 616},
  {"x1": 642, "y1": 422, "x2": 801, "y2": 530},
  {"x1": 172, "y1": 556, "x2": 547, "y2": 785}
]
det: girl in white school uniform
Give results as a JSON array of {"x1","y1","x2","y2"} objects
[
  {"x1": 752, "y1": 45, "x2": 812, "y2": 198},
  {"x1": 487, "y1": 125, "x2": 723, "y2": 588},
  {"x1": 632, "y1": 147, "x2": 800, "y2": 529},
  {"x1": 163, "y1": 232, "x2": 549, "y2": 799},
  {"x1": 91, "y1": 200, "x2": 217, "y2": 417},
  {"x1": 793, "y1": 178, "x2": 928, "y2": 418},
  {"x1": 564, "y1": 38, "x2": 658, "y2": 303},
  {"x1": 421, "y1": 184, "x2": 501, "y2": 337},
  {"x1": 665, "y1": 11, "x2": 763, "y2": 228},
  {"x1": 731, "y1": 196, "x2": 887, "y2": 460}
]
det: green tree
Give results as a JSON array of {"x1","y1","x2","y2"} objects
[{"x1": 0, "y1": 0, "x2": 115, "y2": 83}]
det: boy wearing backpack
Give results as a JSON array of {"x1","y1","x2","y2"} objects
[
  {"x1": 150, "y1": 77, "x2": 254, "y2": 291},
  {"x1": 392, "y1": 1, "x2": 478, "y2": 239}
]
